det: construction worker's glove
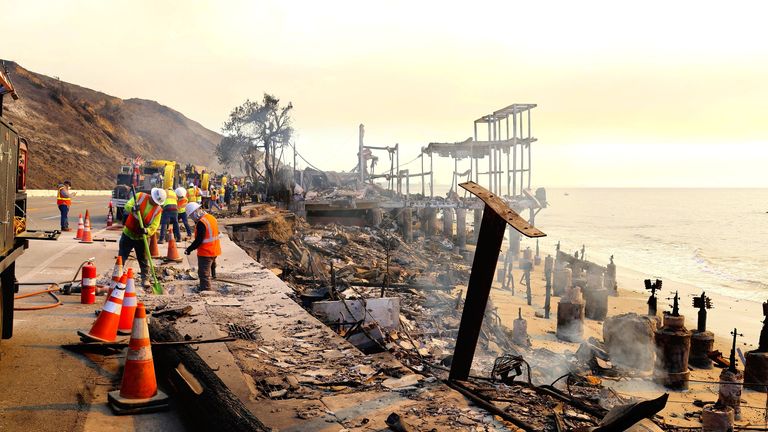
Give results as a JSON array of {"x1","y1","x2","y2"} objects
[
  {"x1": 184, "y1": 248, "x2": 191, "y2": 256},
  {"x1": 142, "y1": 228, "x2": 149, "y2": 236}
]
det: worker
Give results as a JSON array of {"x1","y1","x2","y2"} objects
[
  {"x1": 56, "y1": 180, "x2": 76, "y2": 231},
  {"x1": 187, "y1": 183, "x2": 197, "y2": 205},
  {"x1": 207, "y1": 186, "x2": 221, "y2": 211},
  {"x1": 184, "y1": 202, "x2": 221, "y2": 291},
  {"x1": 175, "y1": 187, "x2": 192, "y2": 238},
  {"x1": 158, "y1": 187, "x2": 180, "y2": 244},
  {"x1": 119, "y1": 188, "x2": 166, "y2": 288}
]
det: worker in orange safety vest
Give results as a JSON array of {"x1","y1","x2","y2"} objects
[
  {"x1": 56, "y1": 180, "x2": 77, "y2": 231},
  {"x1": 184, "y1": 202, "x2": 221, "y2": 291}
]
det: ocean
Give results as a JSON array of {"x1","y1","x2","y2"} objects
[{"x1": 525, "y1": 188, "x2": 768, "y2": 304}]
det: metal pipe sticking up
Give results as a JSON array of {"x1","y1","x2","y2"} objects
[
  {"x1": 689, "y1": 292, "x2": 714, "y2": 369},
  {"x1": 448, "y1": 181, "x2": 545, "y2": 381}
]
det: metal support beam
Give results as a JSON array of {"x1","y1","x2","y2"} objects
[{"x1": 449, "y1": 182, "x2": 545, "y2": 381}]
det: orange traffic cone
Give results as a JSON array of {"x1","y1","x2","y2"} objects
[
  {"x1": 108, "y1": 303, "x2": 169, "y2": 415},
  {"x1": 78, "y1": 272, "x2": 127, "y2": 342},
  {"x1": 74, "y1": 214, "x2": 84, "y2": 239},
  {"x1": 165, "y1": 228, "x2": 182, "y2": 263},
  {"x1": 106, "y1": 202, "x2": 114, "y2": 227},
  {"x1": 109, "y1": 256, "x2": 123, "y2": 290},
  {"x1": 118, "y1": 269, "x2": 137, "y2": 335},
  {"x1": 80, "y1": 210, "x2": 93, "y2": 243},
  {"x1": 149, "y1": 233, "x2": 161, "y2": 259}
]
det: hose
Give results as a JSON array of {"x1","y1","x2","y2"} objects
[{"x1": 14, "y1": 285, "x2": 63, "y2": 311}]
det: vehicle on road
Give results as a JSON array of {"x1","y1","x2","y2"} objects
[
  {"x1": 0, "y1": 66, "x2": 59, "y2": 342},
  {"x1": 112, "y1": 159, "x2": 181, "y2": 220}
]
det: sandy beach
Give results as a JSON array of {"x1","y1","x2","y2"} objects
[{"x1": 487, "y1": 254, "x2": 768, "y2": 428}]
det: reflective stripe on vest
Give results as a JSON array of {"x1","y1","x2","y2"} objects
[
  {"x1": 57, "y1": 187, "x2": 71, "y2": 206},
  {"x1": 124, "y1": 193, "x2": 161, "y2": 235},
  {"x1": 198, "y1": 213, "x2": 221, "y2": 257}
]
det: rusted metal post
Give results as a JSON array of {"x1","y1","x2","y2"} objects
[{"x1": 449, "y1": 182, "x2": 545, "y2": 381}]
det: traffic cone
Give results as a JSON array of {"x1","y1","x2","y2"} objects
[
  {"x1": 77, "y1": 272, "x2": 127, "y2": 342},
  {"x1": 118, "y1": 269, "x2": 137, "y2": 335},
  {"x1": 107, "y1": 202, "x2": 114, "y2": 227},
  {"x1": 149, "y1": 233, "x2": 161, "y2": 259},
  {"x1": 108, "y1": 303, "x2": 169, "y2": 415},
  {"x1": 165, "y1": 228, "x2": 182, "y2": 263},
  {"x1": 109, "y1": 256, "x2": 123, "y2": 291},
  {"x1": 80, "y1": 210, "x2": 93, "y2": 243},
  {"x1": 74, "y1": 214, "x2": 84, "y2": 239}
]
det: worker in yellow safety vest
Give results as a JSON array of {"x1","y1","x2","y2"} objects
[
  {"x1": 56, "y1": 180, "x2": 76, "y2": 231},
  {"x1": 119, "y1": 188, "x2": 165, "y2": 288},
  {"x1": 187, "y1": 183, "x2": 197, "y2": 204},
  {"x1": 184, "y1": 202, "x2": 221, "y2": 291},
  {"x1": 175, "y1": 187, "x2": 192, "y2": 238},
  {"x1": 158, "y1": 188, "x2": 180, "y2": 244}
]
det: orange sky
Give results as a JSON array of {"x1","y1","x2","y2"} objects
[{"x1": 5, "y1": 0, "x2": 768, "y2": 187}]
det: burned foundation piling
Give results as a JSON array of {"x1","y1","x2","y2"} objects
[
  {"x1": 744, "y1": 300, "x2": 768, "y2": 392},
  {"x1": 556, "y1": 286, "x2": 585, "y2": 342},
  {"x1": 442, "y1": 207, "x2": 453, "y2": 240},
  {"x1": 455, "y1": 208, "x2": 466, "y2": 249},
  {"x1": 653, "y1": 292, "x2": 692, "y2": 390},
  {"x1": 605, "y1": 255, "x2": 617, "y2": 295},
  {"x1": 719, "y1": 329, "x2": 745, "y2": 420},
  {"x1": 584, "y1": 286, "x2": 609, "y2": 321},
  {"x1": 689, "y1": 292, "x2": 714, "y2": 369},
  {"x1": 552, "y1": 266, "x2": 571, "y2": 297},
  {"x1": 512, "y1": 308, "x2": 531, "y2": 347}
]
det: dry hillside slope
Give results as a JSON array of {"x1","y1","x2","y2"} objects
[{"x1": 1, "y1": 60, "x2": 222, "y2": 189}]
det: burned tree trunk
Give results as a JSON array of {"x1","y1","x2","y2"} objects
[{"x1": 148, "y1": 317, "x2": 270, "y2": 432}]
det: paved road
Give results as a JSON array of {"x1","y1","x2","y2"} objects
[
  {"x1": 25, "y1": 196, "x2": 113, "y2": 232},
  {"x1": 0, "y1": 196, "x2": 184, "y2": 431}
]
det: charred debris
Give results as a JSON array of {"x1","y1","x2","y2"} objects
[{"x1": 225, "y1": 200, "x2": 693, "y2": 431}]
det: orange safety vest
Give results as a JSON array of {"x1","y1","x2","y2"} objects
[
  {"x1": 56, "y1": 187, "x2": 71, "y2": 206},
  {"x1": 197, "y1": 213, "x2": 221, "y2": 257},
  {"x1": 178, "y1": 197, "x2": 189, "y2": 213},
  {"x1": 124, "y1": 193, "x2": 162, "y2": 236}
]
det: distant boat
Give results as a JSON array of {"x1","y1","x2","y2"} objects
[{"x1": 564, "y1": 192, "x2": 569, "y2": 196}]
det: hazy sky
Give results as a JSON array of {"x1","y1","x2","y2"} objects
[{"x1": 6, "y1": 1, "x2": 768, "y2": 187}]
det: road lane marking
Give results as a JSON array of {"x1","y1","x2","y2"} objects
[{"x1": 19, "y1": 227, "x2": 111, "y2": 281}]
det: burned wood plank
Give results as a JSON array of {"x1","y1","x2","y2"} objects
[{"x1": 148, "y1": 317, "x2": 271, "y2": 432}]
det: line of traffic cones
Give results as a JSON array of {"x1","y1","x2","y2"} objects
[
  {"x1": 77, "y1": 268, "x2": 169, "y2": 415},
  {"x1": 108, "y1": 303, "x2": 169, "y2": 415},
  {"x1": 80, "y1": 210, "x2": 93, "y2": 243},
  {"x1": 77, "y1": 271, "x2": 127, "y2": 343}
]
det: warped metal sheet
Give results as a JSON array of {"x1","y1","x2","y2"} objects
[{"x1": 459, "y1": 181, "x2": 545, "y2": 238}]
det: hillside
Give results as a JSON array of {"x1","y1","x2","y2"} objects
[{"x1": 1, "y1": 61, "x2": 222, "y2": 189}]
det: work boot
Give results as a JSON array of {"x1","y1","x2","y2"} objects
[
  {"x1": 142, "y1": 278, "x2": 150, "y2": 289},
  {"x1": 62, "y1": 227, "x2": 72, "y2": 232},
  {"x1": 158, "y1": 240, "x2": 164, "y2": 245}
]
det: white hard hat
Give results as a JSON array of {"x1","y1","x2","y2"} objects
[
  {"x1": 150, "y1": 188, "x2": 167, "y2": 206},
  {"x1": 185, "y1": 202, "x2": 202, "y2": 216},
  {"x1": 175, "y1": 187, "x2": 187, "y2": 198},
  {"x1": 189, "y1": 183, "x2": 194, "y2": 187}
]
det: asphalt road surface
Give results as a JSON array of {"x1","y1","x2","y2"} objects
[
  {"x1": 0, "y1": 196, "x2": 184, "y2": 431},
  {"x1": 25, "y1": 195, "x2": 113, "y2": 232}
]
